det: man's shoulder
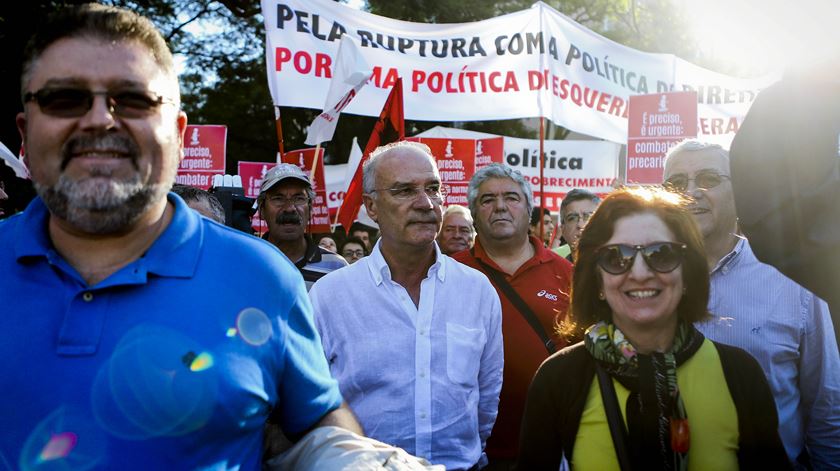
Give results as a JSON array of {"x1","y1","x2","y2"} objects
[
  {"x1": 536, "y1": 243, "x2": 574, "y2": 270},
  {"x1": 310, "y1": 256, "x2": 367, "y2": 292},
  {"x1": 200, "y1": 220, "x2": 299, "y2": 276},
  {"x1": 308, "y1": 246, "x2": 349, "y2": 269},
  {"x1": 445, "y1": 254, "x2": 491, "y2": 280}
]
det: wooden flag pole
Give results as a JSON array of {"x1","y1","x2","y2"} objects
[
  {"x1": 274, "y1": 106, "x2": 286, "y2": 157},
  {"x1": 311, "y1": 143, "x2": 322, "y2": 185}
]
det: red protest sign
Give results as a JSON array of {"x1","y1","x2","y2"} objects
[
  {"x1": 238, "y1": 151, "x2": 330, "y2": 234},
  {"x1": 176, "y1": 125, "x2": 227, "y2": 189},
  {"x1": 627, "y1": 91, "x2": 697, "y2": 184},
  {"x1": 281, "y1": 148, "x2": 330, "y2": 233},
  {"x1": 174, "y1": 171, "x2": 216, "y2": 190},
  {"x1": 409, "y1": 137, "x2": 475, "y2": 206},
  {"x1": 475, "y1": 137, "x2": 505, "y2": 172}
]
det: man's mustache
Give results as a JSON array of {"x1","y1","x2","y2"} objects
[
  {"x1": 61, "y1": 133, "x2": 140, "y2": 171},
  {"x1": 275, "y1": 212, "x2": 302, "y2": 225}
]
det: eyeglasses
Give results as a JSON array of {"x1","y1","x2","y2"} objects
[
  {"x1": 267, "y1": 194, "x2": 309, "y2": 207},
  {"x1": 562, "y1": 211, "x2": 594, "y2": 225},
  {"x1": 595, "y1": 242, "x2": 687, "y2": 275},
  {"x1": 342, "y1": 249, "x2": 365, "y2": 257},
  {"x1": 23, "y1": 87, "x2": 176, "y2": 118},
  {"x1": 664, "y1": 171, "x2": 730, "y2": 193},
  {"x1": 372, "y1": 184, "x2": 447, "y2": 202}
]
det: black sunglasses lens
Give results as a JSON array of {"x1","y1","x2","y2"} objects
[
  {"x1": 112, "y1": 91, "x2": 158, "y2": 115},
  {"x1": 643, "y1": 243, "x2": 682, "y2": 272},
  {"x1": 597, "y1": 246, "x2": 633, "y2": 274},
  {"x1": 39, "y1": 89, "x2": 91, "y2": 116}
]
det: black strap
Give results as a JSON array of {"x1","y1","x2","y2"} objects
[
  {"x1": 595, "y1": 364, "x2": 633, "y2": 471},
  {"x1": 471, "y1": 248, "x2": 556, "y2": 354}
]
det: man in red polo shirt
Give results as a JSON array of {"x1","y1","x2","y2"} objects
[{"x1": 452, "y1": 163, "x2": 573, "y2": 470}]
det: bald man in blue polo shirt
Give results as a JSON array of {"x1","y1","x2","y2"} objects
[{"x1": 1, "y1": 4, "x2": 360, "y2": 469}]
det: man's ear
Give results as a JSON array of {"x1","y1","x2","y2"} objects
[
  {"x1": 176, "y1": 111, "x2": 188, "y2": 165},
  {"x1": 362, "y1": 193, "x2": 378, "y2": 223},
  {"x1": 15, "y1": 112, "x2": 28, "y2": 168}
]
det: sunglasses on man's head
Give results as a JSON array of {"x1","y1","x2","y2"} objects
[
  {"x1": 663, "y1": 171, "x2": 730, "y2": 193},
  {"x1": 23, "y1": 87, "x2": 175, "y2": 118},
  {"x1": 595, "y1": 242, "x2": 687, "y2": 275}
]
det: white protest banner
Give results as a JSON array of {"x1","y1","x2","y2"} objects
[
  {"x1": 305, "y1": 35, "x2": 371, "y2": 145},
  {"x1": 416, "y1": 127, "x2": 620, "y2": 211},
  {"x1": 262, "y1": 0, "x2": 776, "y2": 147}
]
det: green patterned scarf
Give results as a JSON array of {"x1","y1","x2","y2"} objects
[{"x1": 584, "y1": 321, "x2": 704, "y2": 471}]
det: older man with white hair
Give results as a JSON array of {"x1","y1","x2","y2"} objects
[{"x1": 310, "y1": 141, "x2": 503, "y2": 471}]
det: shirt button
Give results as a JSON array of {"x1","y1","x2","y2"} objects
[
  {"x1": 82, "y1": 292, "x2": 94, "y2": 302},
  {"x1": 420, "y1": 412, "x2": 427, "y2": 419},
  {"x1": 419, "y1": 330, "x2": 426, "y2": 336},
  {"x1": 420, "y1": 372, "x2": 426, "y2": 378}
]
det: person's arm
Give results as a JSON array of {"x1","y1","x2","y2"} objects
[
  {"x1": 716, "y1": 342, "x2": 791, "y2": 469},
  {"x1": 311, "y1": 401, "x2": 363, "y2": 434},
  {"x1": 517, "y1": 354, "x2": 569, "y2": 471},
  {"x1": 477, "y1": 288, "x2": 504, "y2": 449},
  {"x1": 797, "y1": 292, "x2": 840, "y2": 468}
]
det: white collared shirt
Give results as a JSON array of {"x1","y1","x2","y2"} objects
[{"x1": 310, "y1": 241, "x2": 503, "y2": 470}]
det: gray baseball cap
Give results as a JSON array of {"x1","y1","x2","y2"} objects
[{"x1": 259, "y1": 163, "x2": 311, "y2": 195}]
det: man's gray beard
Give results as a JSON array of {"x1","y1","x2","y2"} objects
[{"x1": 36, "y1": 174, "x2": 169, "y2": 235}]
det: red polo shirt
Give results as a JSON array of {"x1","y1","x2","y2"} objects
[{"x1": 453, "y1": 235, "x2": 573, "y2": 460}]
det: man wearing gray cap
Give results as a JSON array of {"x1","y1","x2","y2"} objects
[{"x1": 258, "y1": 164, "x2": 347, "y2": 289}]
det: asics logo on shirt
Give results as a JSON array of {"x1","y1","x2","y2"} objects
[{"x1": 537, "y1": 289, "x2": 559, "y2": 301}]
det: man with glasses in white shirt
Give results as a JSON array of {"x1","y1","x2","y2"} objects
[
  {"x1": 663, "y1": 139, "x2": 840, "y2": 469},
  {"x1": 310, "y1": 141, "x2": 503, "y2": 471}
]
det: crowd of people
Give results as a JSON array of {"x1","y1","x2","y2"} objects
[{"x1": 2, "y1": 3, "x2": 839, "y2": 471}]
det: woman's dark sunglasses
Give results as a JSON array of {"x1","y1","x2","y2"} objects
[
  {"x1": 595, "y1": 242, "x2": 687, "y2": 275},
  {"x1": 23, "y1": 87, "x2": 175, "y2": 118}
]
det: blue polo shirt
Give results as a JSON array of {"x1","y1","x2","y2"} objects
[{"x1": 0, "y1": 194, "x2": 343, "y2": 470}]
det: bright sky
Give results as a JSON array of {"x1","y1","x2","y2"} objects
[{"x1": 681, "y1": 0, "x2": 840, "y2": 77}]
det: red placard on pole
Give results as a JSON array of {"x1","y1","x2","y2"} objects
[
  {"x1": 627, "y1": 92, "x2": 697, "y2": 184},
  {"x1": 176, "y1": 125, "x2": 227, "y2": 189}
]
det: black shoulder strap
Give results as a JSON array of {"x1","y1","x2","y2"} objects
[
  {"x1": 471, "y1": 248, "x2": 556, "y2": 354},
  {"x1": 595, "y1": 364, "x2": 633, "y2": 471}
]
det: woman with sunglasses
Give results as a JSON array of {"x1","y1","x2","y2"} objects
[{"x1": 517, "y1": 187, "x2": 788, "y2": 470}]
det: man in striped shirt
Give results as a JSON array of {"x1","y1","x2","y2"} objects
[{"x1": 663, "y1": 139, "x2": 840, "y2": 470}]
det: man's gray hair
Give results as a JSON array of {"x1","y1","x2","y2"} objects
[
  {"x1": 664, "y1": 139, "x2": 730, "y2": 172},
  {"x1": 441, "y1": 204, "x2": 474, "y2": 232},
  {"x1": 363, "y1": 141, "x2": 435, "y2": 194},
  {"x1": 467, "y1": 163, "x2": 534, "y2": 219}
]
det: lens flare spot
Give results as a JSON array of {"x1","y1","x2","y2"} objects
[
  {"x1": 225, "y1": 327, "x2": 237, "y2": 337},
  {"x1": 189, "y1": 352, "x2": 214, "y2": 372},
  {"x1": 37, "y1": 432, "x2": 77, "y2": 462},
  {"x1": 235, "y1": 308, "x2": 273, "y2": 346}
]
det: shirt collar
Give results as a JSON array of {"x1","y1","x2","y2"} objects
[
  {"x1": 367, "y1": 239, "x2": 445, "y2": 285},
  {"x1": 14, "y1": 193, "x2": 201, "y2": 280},
  {"x1": 711, "y1": 235, "x2": 748, "y2": 274},
  {"x1": 470, "y1": 235, "x2": 547, "y2": 274}
]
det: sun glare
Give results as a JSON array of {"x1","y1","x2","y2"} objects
[{"x1": 681, "y1": 0, "x2": 840, "y2": 77}]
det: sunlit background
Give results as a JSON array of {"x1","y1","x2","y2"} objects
[{"x1": 680, "y1": 0, "x2": 839, "y2": 77}]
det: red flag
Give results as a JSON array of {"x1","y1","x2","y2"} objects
[{"x1": 335, "y1": 77, "x2": 405, "y2": 230}]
